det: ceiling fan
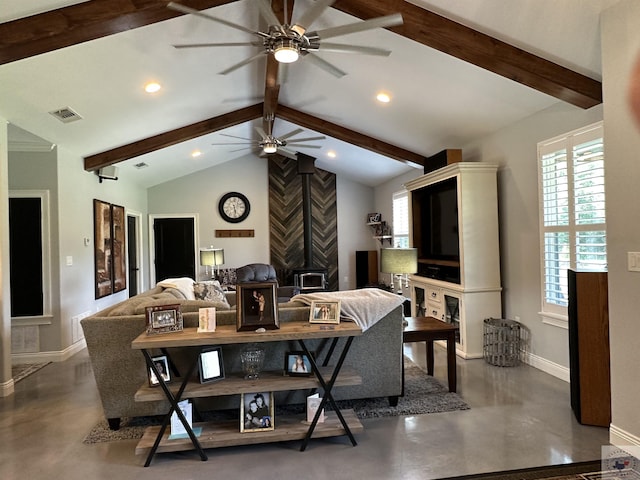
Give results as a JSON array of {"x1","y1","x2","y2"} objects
[
  {"x1": 167, "y1": 0, "x2": 404, "y2": 77},
  {"x1": 213, "y1": 125, "x2": 326, "y2": 158}
]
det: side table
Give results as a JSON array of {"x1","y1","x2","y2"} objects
[{"x1": 403, "y1": 316, "x2": 459, "y2": 393}]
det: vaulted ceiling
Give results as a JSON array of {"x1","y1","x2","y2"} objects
[{"x1": 0, "y1": 1, "x2": 614, "y2": 187}]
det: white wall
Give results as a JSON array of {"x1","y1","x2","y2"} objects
[
  {"x1": 0, "y1": 119, "x2": 12, "y2": 393},
  {"x1": 601, "y1": 0, "x2": 640, "y2": 449}
]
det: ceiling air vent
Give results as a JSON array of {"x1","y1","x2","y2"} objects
[
  {"x1": 49, "y1": 107, "x2": 82, "y2": 123},
  {"x1": 133, "y1": 162, "x2": 149, "y2": 169}
]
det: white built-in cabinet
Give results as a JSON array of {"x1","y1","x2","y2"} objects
[{"x1": 405, "y1": 163, "x2": 502, "y2": 358}]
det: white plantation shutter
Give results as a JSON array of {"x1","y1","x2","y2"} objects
[
  {"x1": 392, "y1": 191, "x2": 409, "y2": 248},
  {"x1": 538, "y1": 122, "x2": 606, "y2": 314}
]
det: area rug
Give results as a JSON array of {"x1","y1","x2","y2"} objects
[
  {"x1": 439, "y1": 460, "x2": 640, "y2": 480},
  {"x1": 83, "y1": 359, "x2": 469, "y2": 444},
  {"x1": 11, "y1": 362, "x2": 50, "y2": 383}
]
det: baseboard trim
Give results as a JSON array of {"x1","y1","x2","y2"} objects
[
  {"x1": 610, "y1": 424, "x2": 640, "y2": 449},
  {"x1": 0, "y1": 379, "x2": 15, "y2": 397},
  {"x1": 522, "y1": 350, "x2": 570, "y2": 382},
  {"x1": 11, "y1": 339, "x2": 86, "y2": 365}
]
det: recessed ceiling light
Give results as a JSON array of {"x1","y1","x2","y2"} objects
[
  {"x1": 327, "y1": 150, "x2": 337, "y2": 158},
  {"x1": 191, "y1": 150, "x2": 202, "y2": 158},
  {"x1": 144, "y1": 82, "x2": 161, "y2": 93},
  {"x1": 376, "y1": 92, "x2": 391, "y2": 103}
]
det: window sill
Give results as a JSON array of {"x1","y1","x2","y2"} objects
[
  {"x1": 539, "y1": 311, "x2": 568, "y2": 329},
  {"x1": 11, "y1": 315, "x2": 53, "y2": 327}
]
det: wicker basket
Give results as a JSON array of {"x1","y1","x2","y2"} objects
[{"x1": 483, "y1": 318, "x2": 521, "y2": 366}]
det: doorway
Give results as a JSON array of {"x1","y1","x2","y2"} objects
[
  {"x1": 149, "y1": 215, "x2": 197, "y2": 284},
  {"x1": 126, "y1": 213, "x2": 142, "y2": 297}
]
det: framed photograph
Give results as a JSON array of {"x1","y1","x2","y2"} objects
[
  {"x1": 198, "y1": 347, "x2": 225, "y2": 383},
  {"x1": 367, "y1": 212, "x2": 381, "y2": 223},
  {"x1": 111, "y1": 203, "x2": 126, "y2": 293},
  {"x1": 284, "y1": 351, "x2": 313, "y2": 377},
  {"x1": 148, "y1": 355, "x2": 171, "y2": 386},
  {"x1": 236, "y1": 282, "x2": 279, "y2": 332},
  {"x1": 309, "y1": 300, "x2": 341, "y2": 324},
  {"x1": 145, "y1": 304, "x2": 184, "y2": 335},
  {"x1": 240, "y1": 392, "x2": 274, "y2": 432}
]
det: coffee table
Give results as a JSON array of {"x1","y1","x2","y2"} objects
[{"x1": 403, "y1": 316, "x2": 459, "y2": 393}]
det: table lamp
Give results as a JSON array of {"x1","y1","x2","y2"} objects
[
  {"x1": 380, "y1": 247, "x2": 418, "y2": 293},
  {"x1": 199, "y1": 247, "x2": 225, "y2": 280}
]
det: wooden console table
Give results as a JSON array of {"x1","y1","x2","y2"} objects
[{"x1": 131, "y1": 321, "x2": 363, "y2": 466}]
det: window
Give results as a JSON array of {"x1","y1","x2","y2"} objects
[
  {"x1": 538, "y1": 122, "x2": 606, "y2": 318},
  {"x1": 392, "y1": 190, "x2": 409, "y2": 248}
]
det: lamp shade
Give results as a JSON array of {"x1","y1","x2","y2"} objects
[
  {"x1": 199, "y1": 248, "x2": 224, "y2": 267},
  {"x1": 380, "y1": 248, "x2": 418, "y2": 274}
]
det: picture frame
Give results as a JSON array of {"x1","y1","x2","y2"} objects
[
  {"x1": 198, "y1": 347, "x2": 225, "y2": 384},
  {"x1": 236, "y1": 282, "x2": 279, "y2": 332},
  {"x1": 148, "y1": 354, "x2": 171, "y2": 386},
  {"x1": 309, "y1": 300, "x2": 341, "y2": 324},
  {"x1": 240, "y1": 392, "x2": 274, "y2": 432},
  {"x1": 145, "y1": 303, "x2": 184, "y2": 335},
  {"x1": 284, "y1": 351, "x2": 314, "y2": 377},
  {"x1": 93, "y1": 199, "x2": 127, "y2": 299},
  {"x1": 367, "y1": 212, "x2": 381, "y2": 223}
]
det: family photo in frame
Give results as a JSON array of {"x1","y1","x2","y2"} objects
[
  {"x1": 145, "y1": 304, "x2": 183, "y2": 335},
  {"x1": 198, "y1": 347, "x2": 225, "y2": 384},
  {"x1": 309, "y1": 300, "x2": 341, "y2": 324},
  {"x1": 236, "y1": 283, "x2": 279, "y2": 331},
  {"x1": 284, "y1": 351, "x2": 313, "y2": 377},
  {"x1": 240, "y1": 392, "x2": 274, "y2": 432},
  {"x1": 148, "y1": 355, "x2": 170, "y2": 387}
]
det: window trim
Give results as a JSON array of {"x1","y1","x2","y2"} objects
[
  {"x1": 537, "y1": 121, "x2": 605, "y2": 325},
  {"x1": 392, "y1": 189, "x2": 409, "y2": 248}
]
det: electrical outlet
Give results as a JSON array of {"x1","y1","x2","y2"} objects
[{"x1": 628, "y1": 252, "x2": 640, "y2": 272}]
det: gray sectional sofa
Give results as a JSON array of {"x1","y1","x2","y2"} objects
[{"x1": 81, "y1": 284, "x2": 404, "y2": 430}]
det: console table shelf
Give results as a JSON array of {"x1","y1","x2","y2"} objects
[
  {"x1": 135, "y1": 410, "x2": 364, "y2": 455},
  {"x1": 134, "y1": 367, "x2": 362, "y2": 402}
]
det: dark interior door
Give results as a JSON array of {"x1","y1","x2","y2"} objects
[
  {"x1": 9, "y1": 197, "x2": 44, "y2": 316},
  {"x1": 127, "y1": 215, "x2": 138, "y2": 297},
  {"x1": 153, "y1": 217, "x2": 195, "y2": 283}
]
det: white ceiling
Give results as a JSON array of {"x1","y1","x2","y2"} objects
[{"x1": 0, "y1": 0, "x2": 618, "y2": 188}]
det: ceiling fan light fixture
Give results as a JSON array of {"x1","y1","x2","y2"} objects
[
  {"x1": 274, "y1": 39, "x2": 299, "y2": 63},
  {"x1": 263, "y1": 142, "x2": 278, "y2": 154}
]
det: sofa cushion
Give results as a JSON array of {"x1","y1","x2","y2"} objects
[
  {"x1": 193, "y1": 281, "x2": 230, "y2": 309},
  {"x1": 133, "y1": 298, "x2": 231, "y2": 314}
]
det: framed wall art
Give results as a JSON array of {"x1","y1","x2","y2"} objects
[
  {"x1": 236, "y1": 282, "x2": 279, "y2": 331},
  {"x1": 93, "y1": 199, "x2": 127, "y2": 298}
]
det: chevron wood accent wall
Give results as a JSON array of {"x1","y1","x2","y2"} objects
[{"x1": 268, "y1": 156, "x2": 338, "y2": 290}]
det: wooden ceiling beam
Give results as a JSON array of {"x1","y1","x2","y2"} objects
[
  {"x1": 332, "y1": 0, "x2": 601, "y2": 108},
  {"x1": 83, "y1": 103, "x2": 424, "y2": 171},
  {"x1": 83, "y1": 103, "x2": 263, "y2": 171},
  {"x1": 276, "y1": 105, "x2": 425, "y2": 167},
  {"x1": 0, "y1": 0, "x2": 238, "y2": 66}
]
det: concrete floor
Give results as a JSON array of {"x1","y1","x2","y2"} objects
[{"x1": 0, "y1": 343, "x2": 609, "y2": 480}]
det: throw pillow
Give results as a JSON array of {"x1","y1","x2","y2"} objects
[{"x1": 193, "y1": 281, "x2": 230, "y2": 308}]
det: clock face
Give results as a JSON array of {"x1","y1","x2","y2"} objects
[{"x1": 218, "y1": 192, "x2": 250, "y2": 223}]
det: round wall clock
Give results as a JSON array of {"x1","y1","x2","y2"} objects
[{"x1": 218, "y1": 192, "x2": 250, "y2": 223}]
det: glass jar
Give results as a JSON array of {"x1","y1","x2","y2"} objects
[{"x1": 240, "y1": 343, "x2": 265, "y2": 379}]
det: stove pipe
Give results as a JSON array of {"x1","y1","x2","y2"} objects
[{"x1": 296, "y1": 153, "x2": 316, "y2": 268}]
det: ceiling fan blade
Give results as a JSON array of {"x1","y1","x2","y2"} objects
[
  {"x1": 278, "y1": 128, "x2": 304, "y2": 140},
  {"x1": 276, "y1": 148, "x2": 299, "y2": 160},
  {"x1": 255, "y1": 0, "x2": 282, "y2": 28},
  {"x1": 286, "y1": 143, "x2": 322, "y2": 148},
  {"x1": 294, "y1": 0, "x2": 336, "y2": 33},
  {"x1": 254, "y1": 127, "x2": 269, "y2": 140},
  {"x1": 211, "y1": 142, "x2": 258, "y2": 146},
  {"x1": 286, "y1": 135, "x2": 326, "y2": 143},
  {"x1": 219, "y1": 52, "x2": 266, "y2": 75},
  {"x1": 173, "y1": 41, "x2": 261, "y2": 49},
  {"x1": 167, "y1": 2, "x2": 258, "y2": 36},
  {"x1": 220, "y1": 133, "x2": 254, "y2": 141},
  {"x1": 313, "y1": 13, "x2": 403, "y2": 40},
  {"x1": 230, "y1": 146, "x2": 260, "y2": 153},
  {"x1": 317, "y1": 42, "x2": 392, "y2": 56},
  {"x1": 303, "y1": 53, "x2": 346, "y2": 78}
]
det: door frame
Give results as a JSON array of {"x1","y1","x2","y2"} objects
[
  {"x1": 148, "y1": 213, "x2": 199, "y2": 286},
  {"x1": 126, "y1": 210, "x2": 144, "y2": 295}
]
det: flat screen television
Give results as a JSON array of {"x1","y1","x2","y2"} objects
[{"x1": 412, "y1": 177, "x2": 460, "y2": 282}]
